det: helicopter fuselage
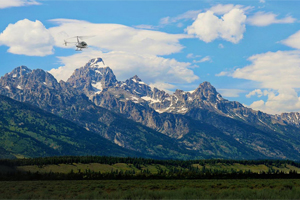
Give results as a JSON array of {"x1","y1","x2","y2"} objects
[
  {"x1": 76, "y1": 41, "x2": 88, "y2": 50},
  {"x1": 64, "y1": 36, "x2": 89, "y2": 51}
]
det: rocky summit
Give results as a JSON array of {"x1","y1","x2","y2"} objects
[{"x1": 2, "y1": 57, "x2": 300, "y2": 160}]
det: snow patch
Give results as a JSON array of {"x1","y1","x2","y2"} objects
[
  {"x1": 134, "y1": 90, "x2": 141, "y2": 94},
  {"x1": 5, "y1": 86, "x2": 10, "y2": 90},
  {"x1": 155, "y1": 105, "x2": 176, "y2": 114},
  {"x1": 16, "y1": 85, "x2": 23, "y2": 90},
  {"x1": 131, "y1": 78, "x2": 145, "y2": 85},
  {"x1": 164, "y1": 97, "x2": 171, "y2": 101},
  {"x1": 155, "y1": 109, "x2": 165, "y2": 113},
  {"x1": 114, "y1": 133, "x2": 124, "y2": 147},
  {"x1": 189, "y1": 89, "x2": 196, "y2": 94},
  {"x1": 177, "y1": 107, "x2": 188, "y2": 114},
  {"x1": 89, "y1": 58, "x2": 105, "y2": 68},
  {"x1": 217, "y1": 94, "x2": 222, "y2": 101},
  {"x1": 92, "y1": 82, "x2": 103, "y2": 94},
  {"x1": 95, "y1": 70, "x2": 103, "y2": 75},
  {"x1": 141, "y1": 96, "x2": 161, "y2": 104},
  {"x1": 173, "y1": 95, "x2": 178, "y2": 103},
  {"x1": 129, "y1": 96, "x2": 140, "y2": 103},
  {"x1": 12, "y1": 74, "x2": 17, "y2": 78}
]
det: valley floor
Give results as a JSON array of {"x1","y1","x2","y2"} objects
[{"x1": 1, "y1": 179, "x2": 300, "y2": 199}]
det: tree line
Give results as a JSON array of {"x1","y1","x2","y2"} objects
[
  {"x1": 1, "y1": 155, "x2": 299, "y2": 168},
  {"x1": 1, "y1": 166, "x2": 300, "y2": 181}
]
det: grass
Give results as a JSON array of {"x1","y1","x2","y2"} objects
[
  {"x1": 1, "y1": 179, "x2": 300, "y2": 199},
  {"x1": 14, "y1": 163, "x2": 141, "y2": 174}
]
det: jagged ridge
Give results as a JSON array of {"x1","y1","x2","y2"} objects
[{"x1": 2, "y1": 58, "x2": 300, "y2": 160}]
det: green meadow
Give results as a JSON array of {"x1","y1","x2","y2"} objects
[{"x1": 1, "y1": 179, "x2": 300, "y2": 199}]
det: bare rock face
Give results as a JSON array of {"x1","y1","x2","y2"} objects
[
  {"x1": 0, "y1": 66, "x2": 73, "y2": 113},
  {"x1": 274, "y1": 112, "x2": 300, "y2": 127},
  {"x1": 0, "y1": 64, "x2": 192, "y2": 160},
  {"x1": 67, "y1": 58, "x2": 117, "y2": 97},
  {"x1": 62, "y1": 58, "x2": 300, "y2": 160}
]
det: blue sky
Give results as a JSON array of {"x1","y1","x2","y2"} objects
[{"x1": 1, "y1": 0, "x2": 300, "y2": 114}]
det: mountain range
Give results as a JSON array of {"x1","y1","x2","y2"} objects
[{"x1": 1, "y1": 57, "x2": 300, "y2": 160}]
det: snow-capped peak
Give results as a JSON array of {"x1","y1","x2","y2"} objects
[
  {"x1": 130, "y1": 75, "x2": 142, "y2": 82},
  {"x1": 129, "y1": 75, "x2": 146, "y2": 85},
  {"x1": 9, "y1": 66, "x2": 32, "y2": 78},
  {"x1": 88, "y1": 58, "x2": 105, "y2": 68}
]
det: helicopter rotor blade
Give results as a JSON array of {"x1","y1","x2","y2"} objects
[{"x1": 76, "y1": 35, "x2": 95, "y2": 40}]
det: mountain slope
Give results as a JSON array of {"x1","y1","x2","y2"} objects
[
  {"x1": 65, "y1": 58, "x2": 300, "y2": 160},
  {"x1": 0, "y1": 95, "x2": 148, "y2": 159},
  {"x1": 0, "y1": 66, "x2": 197, "y2": 159},
  {"x1": 2, "y1": 58, "x2": 300, "y2": 160}
]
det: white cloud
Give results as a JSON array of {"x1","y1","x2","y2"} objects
[
  {"x1": 193, "y1": 56, "x2": 212, "y2": 63},
  {"x1": 186, "y1": 11, "x2": 220, "y2": 43},
  {"x1": 259, "y1": 0, "x2": 266, "y2": 3},
  {"x1": 281, "y1": 30, "x2": 300, "y2": 49},
  {"x1": 186, "y1": 54, "x2": 211, "y2": 63},
  {"x1": 177, "y1": 23, "x2": 184, "y2": 28},
  {"x1": 49, "y1": 19, "x2": 190, "y2": 56},
  {"x1": 215, "y1": 71, "x2": 231, "y2": 77},
  {"x1": 159, "y1": 10, "x2": 202, "y2": 25},
  {"x1": 247, "y1": 12, "x2": 296, "y2": 26},
  {"x1": 176, "y1": 10, "x2": 203, "y2": 21},
  {"x1": 218, "y1": 43, "x2": 224, "y2": 48},
  {"x1": 0, "y1": 17, "x2": 200, "y2": 93},
  {"x1": 249, "y1": 89, "x2": 300, "y2": 114},
  {"x1": 186, "y1": 8, "x2": 246, "y2": 43},
  {"x1": 0, "y1": 0, "x2": 40, "y2": 9},
  {"x1": 134, "y1": 24, "x2": 156, "y2": 30},
  {"x1": 149, "y1": 82, "x2": 176, "y2": 94},
  {"x1": 246, "y1": 89, "x2": 263, "y2": 98},
  {"x1": 0, "y1": 19, "x2": 54, "y2": 56},
  {"x1": 218, "y1": 89, "x2": 246, "y2": 97},
  {"x1": 47, "y1": 18, "x2": 198, "y2": 89},
  {"x1": 186, "y1": 53, "x2": 201, "y2": 59},
  {"x1": 209, "y1": 4, "x2": 244, "y2": 15},
  {"x1": 232, "y1": 51, "x2": 300, "y2": 89},
  {"x1": 49, "y1": 49, "x2": 199, "y2": 86},
  {"x1": 219, "y1": 50, "x2": 300, "y2": 114},
  {"x1": 159, "y1": 17, "x2": 170, "y2": 25}
]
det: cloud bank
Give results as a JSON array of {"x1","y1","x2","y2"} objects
[
  {"x1": 159, "y1": 9, "x2": 202, "y2": 26},
  {"x1": 247, "y1": 12, "x2": 296, "y2": 26},
  {"x1": 0, "y1": 0, "x2": 40, "y2": 9},
  {"x1": 220, "y1": 50, "x2": 300, "y2": 114},
  {"x1": 0, "y1": 18, "x2": 199, "y2": 93},
  {"x1": 49, "y1": 19, "x2": 191, "y2": 56},
  {"x1": 49, "y1": 50, "x2": 198, "y2": 93},
  {"x1": 281, "y1": 30, "x2": 300, "y2": 49},
  {"x1": 0, "y1": 19, "x2": 54, "y2": 56}
]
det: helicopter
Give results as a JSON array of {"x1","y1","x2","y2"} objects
[{"x1": 64, "y1": 36, "x2": 88, "y2": 51}]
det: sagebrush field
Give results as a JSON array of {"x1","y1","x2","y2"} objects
[{"x1": 1, "y1": 179, "x2": 300, "y2": 199}]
